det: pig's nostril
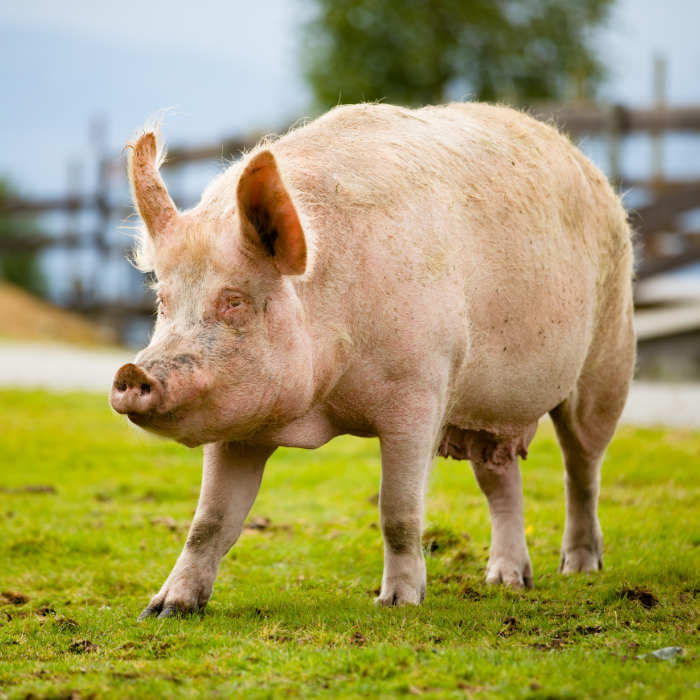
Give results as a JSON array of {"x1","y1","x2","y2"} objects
[{"x1": 111, "y1": 363, "x2": 159, "y2": 416}]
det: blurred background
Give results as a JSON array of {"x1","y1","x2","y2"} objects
[{"x1": 1, "y1": 0, "x2": 699, "y2": 380}]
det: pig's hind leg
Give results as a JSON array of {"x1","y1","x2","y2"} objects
[
  {"x1": 138, "y1": 442, "x2": 274, "y2": 619},
  {"x1": 549, "y1": 309, "x2": 634, "y2": 574},
  {"x1": 468, "y1": 430, "x2": 535, "y2": 589}
]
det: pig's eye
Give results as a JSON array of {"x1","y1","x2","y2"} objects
[
  {"x1": 217, "y1": 290, "x2": 250, "y2": 326},
  {"x1": 156, "y1": 296, "x2": 167, "y2": 317}
]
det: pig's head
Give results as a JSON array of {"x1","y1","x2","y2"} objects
[{"x1": 110, "y1": 129, "x2": 314, "y2": 447}]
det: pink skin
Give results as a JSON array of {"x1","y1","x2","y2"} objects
[{"x1": 113, "y1": 103, "x2": 635, "y2": 619}]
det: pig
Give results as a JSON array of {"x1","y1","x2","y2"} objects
[{"x1": 110, "y1": 102, "x2": 635, "y2": 618}]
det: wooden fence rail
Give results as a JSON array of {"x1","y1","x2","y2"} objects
[{"x1": 534, "y1": 104, "x2": 700, "y2": 134}]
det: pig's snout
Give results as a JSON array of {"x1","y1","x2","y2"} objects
[{"x1": 111, "y1": 363, "x2": 161, "y2": 416}]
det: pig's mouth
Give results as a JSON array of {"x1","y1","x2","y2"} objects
[
  {"x1": 126, "y1": 408, "x2": 203, "y2": 447},
  {"x1": 127, "y1": 412, "x2": 146, "y2": 426},
  {"x1": 127, "y1": 411, "x2": 165, "y2": 428},
  {"x1": 126, "y1": 407, "x2": 184, "y2": 431},
  {"x1": 127, "y1": 409, "x2": 178, "y2": 425}
]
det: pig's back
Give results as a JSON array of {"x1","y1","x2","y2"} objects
[{"x1": 273, "y1": 103, "x2": 633, "y2": 432}]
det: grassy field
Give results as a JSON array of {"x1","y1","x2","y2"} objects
[{"x1": 0, "y1": 389, "x2": 698, "y2": 699}]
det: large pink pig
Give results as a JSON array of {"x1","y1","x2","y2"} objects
[{"x1": 111, "y1": 103, "x2": 635, "y2": 618}]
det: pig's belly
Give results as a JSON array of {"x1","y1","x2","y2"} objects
[
  {"x1": 441, "y1": 244, "x2": 595, "y2": 435},
  {"x1": 446, "y1": 306, "x2": 590, "y2": 436}
]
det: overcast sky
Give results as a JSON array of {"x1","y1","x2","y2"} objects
[{"x1": 1, "y1": 0, "x2": 699, "y2": 196}]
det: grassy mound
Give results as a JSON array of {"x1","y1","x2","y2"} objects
[{"x1": 0, "y1": 282, "x2": 116, "y2": 346}]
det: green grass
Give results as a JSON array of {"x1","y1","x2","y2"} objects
[{"x1": 0, "y1": 389, "x2": 698, "y2": 699}]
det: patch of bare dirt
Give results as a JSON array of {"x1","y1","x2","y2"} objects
[
  {"x1": 68, "y1": 638, "x2": 98, "y2": 654},
  {"x1": 150, "y1": 516, "x2": 180, "y2": 532},
  {"x1": 422, "y1": 525, "x2": 466, "y2": 553},
  {"x1": 1, "y1": 591, "x2": 29, "y2": 605},
  {"x1": 245, "y1": 515, "x2": 272, "y2": 531},
  {"x1": 529, "y1": 629, "x2": 571, "y2": 651},
  {"x1": 53, "y1": 616, "x2": 79, "y2": 632},
  {"x1": 498, "y1": 616, "x2": 518, "y2": 637},
  {"x1": 620, "y1": 587, "x2": 659, "y2": 609},
  {"x1": 243, "y1": 516, "x2": 292, "y2": 533},
  {"x1": 0, "y1": 484, "x2": 56, "y2": 495},
  {"x1": 349, "y1": 629, "x2": 366, "y2": 646},
  {"x1": 459, "y1": 584, "x2": 483, "y2": 601}
]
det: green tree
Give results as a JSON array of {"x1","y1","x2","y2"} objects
[
  {"x1": 0, "y1": 178, "x2": 46, "y2": 297},
  {"x1": 303, "y1": 0, "x2": 614, "y2": 108}
]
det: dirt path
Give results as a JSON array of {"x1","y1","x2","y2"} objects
[
  {"x1": 1, "y1": 341, "x2": 699, "y2": 427},
  {"x1": 619, "y1": 381, "x2": 700, "y2": 428},
  {"x1": 0, "y1": 342, "x2": 130, "y2": 392}
]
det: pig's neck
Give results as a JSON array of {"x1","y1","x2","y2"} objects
[
  {"x1": 251, "y1": 278, "x2": 359, "y2": 449},
  {"x1": 253, "y1": 404, "x2": 345, "y2": 449}
]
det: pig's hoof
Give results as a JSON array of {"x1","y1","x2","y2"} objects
[
  {"x1": 137, "y1": 599, "x2": 201, "y2": 620},
  {"x1": 136, "y1": 572, "x2": 215, "y2": 621},
  {"x1": 137, "y1": 584, "x2": 211, "y2": 621},
  {"x1": 375, "y1": 579, "x2": 426, "y2": 607},
  {"x1": 559, "y1": 546, "x2": 602, "y2": 574},
  {"x1": 485, "y1": 556, "x2": 533, "y2": 589}
]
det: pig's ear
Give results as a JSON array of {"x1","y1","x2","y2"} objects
[
  {"x1": 127, "y1": 130, "x2": 178, "y2": 238},
  {"x1": 237, "y1": 150, "x2": 306, "y2": 275}
]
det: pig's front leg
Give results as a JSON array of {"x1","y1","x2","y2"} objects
[
  {"x1": 471, "y1": 456, "x2": 533, "y2": 589},
  {"x1": 138, "y1": 442, "x2": 274, "y2": 619},
  {"x1": 376, "y1": 433, "x2": 434, "y2": 606}
]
